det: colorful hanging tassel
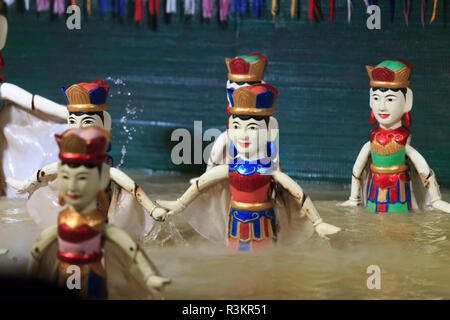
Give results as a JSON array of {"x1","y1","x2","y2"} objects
[
  {"x1": 184, "y1": 0, "x2": 195, "y2": 15},
  {"x1": 135, "y1": 0, "x2": 144, "y2": 21},
  {"x1": 389, "y1": 0, "x2": 395, "y2": 22},
  {"x1": 219, "y1": 0, "x2": 229, "y2": 21},
  {"x1": 290, "y1": 0, "x2": 295, "y2": 19},
  {"x1": 53, "y1": 0, "x2": 65, "y2": 14},
  {"x1": 25, "y1": 0, "x2": 30, "y2": 10},
  {"x1": 202, "y1": 0, "x2": 212, "y2": 18},
  {"x1": 98, "y1": 0, "x2": 108, "y2": 13},
  {"x1": 347, "y1": 0, "x2": 351, "y2": 23},
  {"x1": 421, "y1": 0, "x2": 426, "y2": 26},
  {"x1": 271, "y1": 0, "x2": 276, "y2": 17},
  {"x1": 329, "y1": 0, "x2": 334, "y2": 21},
  {"x1": 252, "y1": 0, "x2": 262, "y2": 17},
  {"x1": 115, "y1": 0, "x2": 126, "y2": 16},
  {"x1": 233, "y1": 0, "x2": 245, "y2": 14},
  {"x1": 308, "y1": 0, "x2": 320, "y2": 20},
  {"x1": 402, "y1": 0, "x2": 410, "y2": 26},
  {"x1": 149, "y1": 0, "x2": 159, "y2": 16},
  {"x1": 430, "y1": 0, "x2": 438, "y2": 23},
  {"x1": 36, "y1": 0, "x2": 50, "y2": 11},
  {"x1": 166, "y1": 0, "x2": 176, "y2": 13},
  {"x1": 87, "y1": 0, "x2": 91, "y2": 15}
]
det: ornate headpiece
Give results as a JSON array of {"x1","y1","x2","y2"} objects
[
  {"x1": 366, "y1": 59, "x2": 412, "y2": 89},
  {"x1": 62, "y1": 80, "x2": 110, "y2": 113},
  {"x1": 230, "y1": 84, "x2": 278, "y2": 116},
  {"x1": 55, "y1": 126, "x2": 111, "y2": 165},
  {"x1": 225, "y1": 52, "x2": 268, "y2": 83}
]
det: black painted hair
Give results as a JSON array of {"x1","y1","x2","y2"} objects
[
  {"x1": 61, "y1": 162, "x2": 102, "y2": 174},
  {"x1": 231, "y1": 114, "x2": 270, "y2": 127},
  {"x1": 231, "y1": 81, "x2": 262, "y2": 86},
  {"x1": 371, "y1": 87, "x2": 407, "y2": 98},
  {"x1": 69, "y1": 111, "x2": 105, "y2": 124}
]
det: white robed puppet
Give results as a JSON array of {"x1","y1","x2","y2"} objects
[
  {"x1": 159, "y1": 84, "x2": 340, "y2": 251},
  {"x1": 6, "y1": 81, "x2": 166, "y2": 241},
  {"x1": 0, "y1": 15, "x2": 67, "y2": 197}
]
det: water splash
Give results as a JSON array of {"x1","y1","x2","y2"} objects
[{"x1": 106, "y1": 76, "x2": 144, "y2": 168}]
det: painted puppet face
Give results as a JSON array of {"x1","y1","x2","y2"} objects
[
  {"x1": 58, "y1": 163, "x2": 101, "y2": 212},
  {"x1": 228, "y1": 116, "x2": 269, "y2": 159},
  {"x1": 68, "y1": 112, "x2": 105, "y2": 129},
  {"x1": 369, "y1": 88, "x2": 411, "y2": 127}
]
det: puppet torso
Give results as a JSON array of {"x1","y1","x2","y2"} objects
[
  {"x1": 57, "y1": 207, "x2": 107, "y2": 299},
  {"x1": 367, "y1": 126, "x2": 411, "y2": 214},
  {"x1": 228, "y1": 157, "x2": 276, "y2": 251}
]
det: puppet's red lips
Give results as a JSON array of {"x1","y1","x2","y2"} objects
[
  {"x1": 239, "y1": 142, "x2": 250, "y2": 148},
  {"x1": 378, "y1": 114, "x2": 390, "y2": 119},
  {"x1": 68, "y1": 195, "x2": 80, "y2": 200}
]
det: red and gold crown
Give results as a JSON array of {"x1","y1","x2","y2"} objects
[
  {"x1": 366, "y1": 59, "x2": 412, "y2": 88},
  {"x1": 230, "y1": 83, "x2": 278, "y2": 116},
  {"x1": 62, "y1": 80, "x2": 110, "y2": 113},
  {"x1": 225, "y1": 52, "x2": 268, "y2": 82},
  {"x1": 55, "y1": 126, "x2": 111, "y2": 165}
]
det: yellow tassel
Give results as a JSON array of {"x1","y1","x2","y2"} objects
[
  {"x1": 430, "y1": 0, "x2": 438, "y2": 23},
  {"x1": 87, "y1": 0, "x2": 91, "y2": 15},
  {"x1": 290, "y1": 0, "x2": 295, "y2": 19},
  {"x1": 71, "y1": 0, "x2": 76, "y2": 6},
  {"x1": 271, "y1": 0, "x2": 276, "y2": 17}
]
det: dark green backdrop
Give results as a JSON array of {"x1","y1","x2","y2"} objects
[{"x1": 2, "y1": 1, "x2": 450, "y2": 186}]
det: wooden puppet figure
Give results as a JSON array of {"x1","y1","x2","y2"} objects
[
  {"x1": 7, "y1": 80, "x2": 166, "y2": 240},
  {"x1": 206, "y1": 52, "x2": 281, "y2": 172},
  {"x1": 158, "y1": 84, "x2": 340, "y2": 252},
  {"x1": 28, "y1": 126, "x2": 170, "y2": 299},
  {"x1": 340, "y1": 59, "x2": 450, "y2": 214}
]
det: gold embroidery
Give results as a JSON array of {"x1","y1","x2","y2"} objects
[{"x1": 58, "y1": 208, "x2": 106, "y2": 232}]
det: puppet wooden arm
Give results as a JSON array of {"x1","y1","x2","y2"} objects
[
  {"x1": 28, "y1": 225, "x2": 58, "y2": 277},
  {"x1": 406, "y1": 145, "x2": 450, "y2": 213},
  {"x1": 339, "y1": 141, "x2": 371, "y2": 207},
  {"x1": 0, "y1": 82, "x2": 67, "y2": 121},
  {"x1": 6, "y1": 162, "x2": 58, "y2": 196},
  {"x1": 271, "y1": 170, "x2": 341, "y2": 239},
  {"x1": 206, "y1": 131, "x2": 228, "y2": 171},
  {"x1": 104, "y1": 225, "x2": 171, "y2": 296},
  {"x1": 109, "y1": 167, "x2": 167, "y2": 220},
  {"x1": 157, "y1": 165, "x2": 229, "y2": 216}
]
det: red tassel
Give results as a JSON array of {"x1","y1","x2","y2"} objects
[
  {"x1": 329, "y1": 0, "x2": 334, "y2": 21},
  {"x1": 308, "y1": 0, "x2": 320, "y2": 20},
  {"x1": 402, "y1": 112, "x2": 411, "y2": 127},
  {"x1": 149, "y1": 0, "x2": 159, "y2": 15},
  {"x1": 135, "y1": 0, "x2": 144, "y2": 21},
  {"x1": 369, "y1": 111, "x2": 377, "y2": 125}
]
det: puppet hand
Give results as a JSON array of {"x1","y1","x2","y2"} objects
[
  {"x1": 151, "y1": 207, "x2": 168, "y2": 221},
  {"x1": 146, "y1": 275, "x2": 171, "y2": 292},
  {"x1": 5, "y1": 177, "x2": 34, "y2": 195},
  {"x1": 315, "y1": 222, "x2": 341, "y2": 239},
  {"x1": 156, "y1": 200, "x2": 185, "y2": 216},
  {"x1": 431, "y1": 200, "x2": 450, "y2": 214},
  {"x1": 338, "y1": 198, "x2": 361, "y2": 207}
]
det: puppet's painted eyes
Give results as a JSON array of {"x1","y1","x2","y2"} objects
[
  {"x1": 61, "y1": 175, "x2": 69, "y2": 180},
  {"x1": 387, "y1": 98, "x2": 394, "y2": 102},
  {"x1": 83, "y1": 120, "x2": 93, "y2": 125},
  {"x1": 373, "y1": 97, "x2": 379, "y2": 101},
  {"x1": 233, "y1": 124, "x2": 240, "y2": 129},
  {"x1": 69, "y1": 119, "x2": 76, "y2": 124},
  {"x1": 248, "y1": 126, "x2": 258, "y2": 131}
]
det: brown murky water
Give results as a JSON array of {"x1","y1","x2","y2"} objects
[{"x1": 1, "y1": 171, "x2": 449, "y2": 300}]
